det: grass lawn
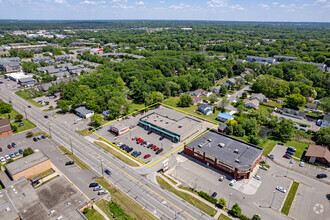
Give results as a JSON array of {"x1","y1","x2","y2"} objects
[
  {"x1": 128, "y1": 101, "x2": 146, "y2": 113},
  {"x1": 281, "y1": 181, "x2": 299, "y2": 215},
  {"x1": 11, "y1": 119, "x2": 36, "y2": 133},
  {"x1": 95, "y1": 200, "x2": 112, "y2": 219},
  {"x1": 259, "y1": 139, "x2": 278, "y2": 155},
  {"x1": 156, "y1": 176, "x2": 217, "y2": 217},
  {"x1": 27, "y1": 131, "x2": 51, "y2": 139},
  {"x1": 76, "y1": 128, "x2": 93, "y2": 136},
  {"x1": 83, "y1": 207, "x2": 106, "y2": 220},
  {"x1": 15, "y1": 90, "x2": 43, "y2": 107},
  {"x1": 218, "y1": 214, "x2": 232, "y2": 220},
  {"x1": 0, "y1": 109, "x2": 21, "y2": 120},
  {"x1": 58, "y1": 145, "x2": 90, "y2": 170},
  {"x1": 95, "y1": 178, "x2": 158, "y2": 220},
  {"x1": 284, "y1": 140, "x2": 309, "y2": 159},
  {"x1": 162, "y1": 174, "x2": 178, "y2": 185},
  {"x1": 94, "y1": 140, "x2": 139, "y2": 167},
  {"x1": 39, "y1": 168, "x2": 55, "y2": 178}
]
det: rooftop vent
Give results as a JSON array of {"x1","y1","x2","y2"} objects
[
  {"x1": 218, "y1": 143, "x2": 225, "y2": 148},
  {"x1": 166, "y1": 122, "x2": 169, "y2": 124},
  {"x1": 198, "y1": 144, "x2": 203, "y2": 148},
  {"x1": 5, "y1": 207, "x2": 10, "y2": 212},
  {"x1": 178, "y1": 125, "x2": 182, "y2": 128},
  {"x1": 235, "y1": 159, "x2": 240, "y2": 163},
  {"x1": 234, "y1": 149, "x2": 238, "y2": 154},
  {"x1": 208, "y1": 139, "x2": 212, "y2": 142},
  {"x1": 154, "y1": 120, "x2": 157, "y2": 122},
  {"x1": 160, "y1": 120, "x2": 163, "y2": 122}
]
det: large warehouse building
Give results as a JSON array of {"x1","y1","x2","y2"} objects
[
  {"x1": 139, "y1": 112, "x2": 202, "y2": 142},
  {"x1": 184, "y1": 130, "x2": 263, "y2": 179}
]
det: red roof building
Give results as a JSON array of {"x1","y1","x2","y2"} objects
[{"x1": 305, "y1": 145, "x2": 330, "y2": 167}]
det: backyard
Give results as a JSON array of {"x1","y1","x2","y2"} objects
[{"x1": 11, "y1": 119, "x2": 36, "y2": 133}]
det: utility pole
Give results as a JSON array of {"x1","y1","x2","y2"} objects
[
  {"x1": 228, "y1": 193, "x2": 232, "y2": 210},
  {"x1": 101, "y1": 159, "x2": 104, "y2": 178},
  {"x1": 70, "y1": 138, "x2": 73, "y2": 155},
  {"x1": 24, "y1": 108, "x2": 27, "y2": 119},
  {"x1": 270, "y1": 191, "x2": 276, "y2": 208},
  {"x1": 48, "y1": 124, "x2": 52, "y2": 138}
]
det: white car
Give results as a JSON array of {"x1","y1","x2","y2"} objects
[
  {"x1": 0, "y1": 157, "x2": 5, "y2": 162},
  {"x1": 299, "y1": 162, "x2": 304, "y2": 167},
  {"x1": 260, "y1": 166, "x2": 269, "y2": 171},
  {"x1": 253, "y1": 175, "x2": 261, "y2": 180},
  {"x1": 276, "y1": 186, "x2": 286, "y2": 193},
  {"x1": 290, "y1": 159, "x2": 294, "y2": 164},
  {"x1": 5, "y1": 155, "x2": 10, "y2": 160},
  {"x1": 229, "y1": 179, "x2": 236, "y2": 186},
  {"x1": 116, "y1": 142, "x2": 123, "y2": 147}
]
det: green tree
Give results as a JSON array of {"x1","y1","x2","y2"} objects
[
  {"x1": 57, "y1": 100, "x2": 71, "y2": 112},
  {"x1": 23, "y1": 147, "x2": 34, "y2": 157},
  {"x1": 218, "y1": 198, "x2": 226, "y2": 208},
  {"x1": 208, "y1": 93, "x2": 218, "y2": 103},
  {"x1": 177, "y1": 94, "x2": 193, "y2": 107},
  {"x1": 145, "y1": 91, "x2": 164, "y2": 106},
  {"x1": 233, "y1": 124, "x2": 245, "y2": 137},
  {"x1": 313, "y1": 127, "x2": 330, "y2": 147},
  {"x1": 229, "y1": 203, "x2": 242, "y2": 217},
  {"x1": 252, "y1": 214, "x2": 261, "y2": 220},
  {"x1": 273, "y1": 118, "x2": 295, "y2": 141},
  {"x1": 0, "y1": 102, "x2": 13, "y2": 114},
  {"x1": 11, "y1": 125, "x2": 17, "y2": 132},
  {"x1": 235, "y1": 77, "x2": 245, "y2": 89},
  {"x1": 319, "y1": 97, "x2": 330, "y2": 114},
  {"x1": 243, "y1": 118, "x2": 258, "y2": 136},
  {"x1": 248, "y1": 135, "x2": 260, "y2": 145},
  {"x1": 26, "y1": 131, "x2": 33, "y2": 138},
  {"x1": 286, "y1": 94, "x2": 306, "y2": 109},
  {"x1": 15, "y1": 114, "x2": 24, "y2": 121},
  {"x1": 91, "y1": 113, "x2": 103, "y2": 126},
  {"x1": 218, "y1": 97, "x2": 229, "y2": 111},
  {"x1": 219, "y1": 86, "x2": 227, "y2": 96}
]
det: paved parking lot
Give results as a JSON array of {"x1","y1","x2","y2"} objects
[{"x1": 53, "y1": 112, "x2": 91, "y2": 132}]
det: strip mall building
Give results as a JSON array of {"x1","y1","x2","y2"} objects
[{"x1": 184, "y1": 130, "x2": 263, "y2": 179}]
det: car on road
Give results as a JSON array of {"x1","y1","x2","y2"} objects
[
  {"x1": 218, "y1": 176, "x2": 224, "y2": 182},
  {"x1": 0, "y1": 157, "x2": 5, "y2": 162},
  {"x1": 5, "y1": 155, "x2": 10, "y2": 160},
  {"x1": 144, "y1": 154, "x2": 151, "y2": 159},
  {"x1": 267, "y1": 154, "x2": 274, "y2": 160},
  {"x1": 28, "y1": 105, "x2": 31, "y2": 108},
  {"x1": 300, "y1": 124, "x2": 307, "y2": 127},
  {"x1": 105, "y1": 169, "x2": 111, "y2": 175},
  {"x1": 41, "y1": 135, "x2": 46, "y2": 139},
  {"x1": 65, "y1": 161, "x2": 75, "y2": 165},
  {"x1": 12, "y1": 142, "x2": 17, "y2": 148},
  {"x1": 211, "y1": 192, "x2": 217, "y2": 197},
  {"x1": 14, "y1": 151, "x2": 19, "y2": 156},
  {"x1": 33, "y1": 137, "x2": 38, "y2": 142},
  {"x1": 276, "y1": 186, "x2": 286, "y2": 193},
  {"x1": 260, "y1": 165, "x2": 269, "y2": 170},
  {"x1": 253, "y1": 175, "x2": 261, "y2": 180},
  {"x1": 98, "y1": 190, "x2": 109, "y2": 195},
  {"x1": 9, "y1": 153, "x2": 15, "y2": 158},
  {"x1": 299, "y1": 162, "x2": 304, "y2": 167},
  {"x1": 0, "y1": 147, "x2": 2, "y2": 152},
  {"x1": 229, "y1": 179, "x2": 236, "y2": 186},
  {"x1": 316, "y1": 174, "x2": 327, "y2": 179},
  {"x1": 44, "y1": 115, "x2": 48, "y2": 118},
  {"x1": 18, "y1": 149, "x2": 23, "y2": 154},
  {"x1": 7, "y1": 144, "x2": 12, "y2": 149},
  {"x1": 93, "y1": 185, "x2": 103, "y2": 191},
  {"x1": 89, "y1": 183, "x2": 99, "y2": 187},
  {"x1": 283, "y1": 154, "x2": 292, "y2": 159}
]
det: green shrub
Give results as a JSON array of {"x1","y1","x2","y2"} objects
[
  {"x1": 23, "y1": 147, "x2": 34, "y2": 157},
  {"x1": 198, "y1": 191, "x2": 217, "y2": 204}
]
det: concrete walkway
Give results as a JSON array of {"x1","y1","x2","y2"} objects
[
  {"x1": 156, "y1": 174, "x2": 233, "y2": 219},
  {"x1": 94, "y1": 204, "x2": 110, "y2": 220}
]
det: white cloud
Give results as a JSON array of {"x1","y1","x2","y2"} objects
[
  {"x1": 258, "y1": 4, "x2": 270, "y2": 9},
  {"x1": 169, "y1": 3, "x2": 190, "y2": 9},
  {"x1": 207, "y1": 0, "x2": 227, "y2": 8},
  {"x1": 112, "y1": 4, "x2": 134, "y2": 8},
  {"x1": 135, "y1": 1, "x2": 144, "y2": 5},
  {"x1": 273, "y1": 2, "x2": 279, "y2": 5},
  {"x1": 80, "y1": 0, "x2": 106, "y2": 5},
  {"x1": 231, "y1": 4, "x2": 245, "y2": 10},
  {"x1": 159, "y1": 0, "x2": 165, "y2": 3},
  {"x1": 55, "y1": 0, "x2": 67, "y2": 4},
  {"x1": 288, "y1": 9, "x2": 296, "y2": 12},
  {"x1": 315, "y1": 0, "x2": 327, "y2": 3},
  {"x1": 111, "y1": 0, "x2": 127, "y2": 3}
]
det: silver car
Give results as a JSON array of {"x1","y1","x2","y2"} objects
[
  {"x1": 93, "y1": 185, "x2": 103, "y2": 191},
  {"x1": 276, "y1": 186, "x2": 286, "y2": 193},
  {"x1": 98, "y1": 190, "x2": 109, "y2": 195}
]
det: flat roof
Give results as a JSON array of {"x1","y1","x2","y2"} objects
[
  {"x1": 140, "y1": 112, "x2": 201, "y2": 136},
  {"x1": 186, "y1": 130, "x2": 263, "y2": 170},
  {"x1": 6, "y1": 151, "x2": 49, "y2": 176}
]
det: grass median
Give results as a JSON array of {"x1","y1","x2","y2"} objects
[
  {"x1": 58, "y1": 145, "x2": 90, "y2": 170},
  {"x1": 94, "y1": 140, "x2": 139, "y2": 167},
  {"x1": 156, "y1": 176, "x2": 217, "y2": 217},
  {"x1": 95, "y1": 177, "x2": 157, "y2": 220},
  {"x1": 83, "y1": 207, "x2": 105, "y2": 220},
  {"x1": 218, "y1": 213, "x2": 232, "y2": 220},
  {"x1": 281, "y1": 181, "x2": 299, "y2": 215}
]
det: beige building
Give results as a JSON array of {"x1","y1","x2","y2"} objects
[{"x1": 6, "y1": 151, "x2": 52, "y2": 180}]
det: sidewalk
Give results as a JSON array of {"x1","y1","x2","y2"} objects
[{"x1": 156, "y1": 174, "x2": 232, "y2": 219}]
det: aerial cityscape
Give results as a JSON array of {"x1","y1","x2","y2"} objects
[{"x1": 0, "y1": 1, "x2": 329, "y2": 220}]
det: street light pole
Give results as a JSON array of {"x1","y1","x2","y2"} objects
[
  {"x1": 285, "y1": 162, "x2": 290, "y2": 177},
  {"x1": 228, "y1": 193, "x2": 232, "y2": 209},
  {"x1": 24, "y1": 108, "x2": 27, "y2": 119},
  {"x1": 270, "y1": 191, "x2": 276, "y2": 208},
  {"x1": 70, "y1": 138, "x2": 73, "y2": 155},
  {"x1": 101, "y1": 159, "x2": 104, "y2": 178},
  {"x1": 48, "y1": 123, "x2": 52, "y2": 138}
]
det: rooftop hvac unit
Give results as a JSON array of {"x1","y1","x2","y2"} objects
[
  {"x1": 218, "y1": 143, "x2": 225, "y2": 148},
  {"x1": 208, "y1": 139, "x2": 212, "y2": 142},
  {"x1": 234, "y1": 149, "x2": 238, "y2": 154},
  {"x1": 235, "y1": 159, "x2": 240, "y2": 163},
  {"x1": 178, "y1": 125, "x2": 182, "y2": 128},
  {"x1": 166, "y1": 122, "x2": 169, "y2": 124},
  {"x1": 198, "y1": 144, "x2": 202, "y2": 148},
  {"x1": 160, "y1": 120, "x2": 163, "y2": 122}
]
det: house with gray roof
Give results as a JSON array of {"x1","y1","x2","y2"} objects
[
  {"x1": 246, "y1": 56, "x2": 275, "y2": 65},
  {"x1": 75, "y1": 106, "x2": 94, "y2": 118},
  {"x1": 274, "y1": 55, "x2": 297, "y2": 62},
  {"x1": 282, "y1": 108, "x2": 305, "y2": 119},
  {"x1": 0, "y1": 57, "x2": 21, "y2": 73},
  {"x1": 250, "y1": 93, "x2": 268, "y2": 103}
]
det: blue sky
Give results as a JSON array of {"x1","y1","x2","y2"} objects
[{"x1": 0, "y1": 0, "x2": 329, "y2": 22}]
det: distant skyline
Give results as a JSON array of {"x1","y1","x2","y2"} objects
[{"x1": 0, "y1": 0, "x2": 329, "y2": 22}]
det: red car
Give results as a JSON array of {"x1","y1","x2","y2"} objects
[
  {"x1": 7, "y1": 144, "x2": 12, "y2": 149},
  {"x1": 283, "y1": 154, "x2": 291, "y2": 159},
  {"x1": 151, "y1": 145, "x2": 156, "y2": 150},
  {"x1": 136, "y1": 138, "x2": 144, "y2": 144},
  {"x1": 144, "y1": 154, "x2": 151, "y2": 159},
  {"x1": 153, "y1": 146, "x2": 159, "y2": 151}
]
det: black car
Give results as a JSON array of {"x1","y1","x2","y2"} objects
[
  {"x1": 89, "y1": 182, "x2": 99, "y2": 187},
  {"x1": 65, "y1": 161, "x2": 75, "y2": 165},
  {"x1": 33, "y1": 137, "x2": 38, "y2": 142},
  {"x1": 141, "y1": 141, "x2": 147, "y2": 146},
  {"x1": 316, "y1": 174, "x2": 327, "y2": 179},
  {"x1": 300, "y1": 124, "x2": 307, "y2": 127},
  {"x1": 287, "y1": 146, "x2": 296, "y2": 152},
  {"x1": 147, "y1": 143, "x2": 153, "y2": 148},
  {"x1": 147, "y1": 131, "x2": 152, "y2": 135},
  {"x1": 28, "y1": 105, "x2": 31, "y2": 108},
  {"x1": 105, "y1": 169, "x2": 111, "y2": 175},
  {"x1": 159, "y1": 136, "x2": 164, "y2": 140},
  {"x1": 44, "y1": 115, "x2": 48, "y2": 119},
  {"x1": 126, "y1": 147, "x2": 133, "y2": 153},
  {"x1": 12, "y1": 142, "x2": 17, "y2": 148},
  {"x1": 211, "y1": 192, "x2": 217, "y2": 198},
  {"x1": 41, "y1": 135, "x2": 46, "y2": 139},
  {"x1": 286, "y1": 150, "x2": 294, "y2": 156}
]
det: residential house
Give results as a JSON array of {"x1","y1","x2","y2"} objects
[
  {"x1": 250, "y1": 93, "x2": 268, "y2": 103},
  {"x1": 240, "y1": 68, "x2": 252, "y2": 78},
  {"x1": 192, "y1": 96, "x2": 202, "y2": 105},
  {"x1": 217, "y1": 112, "x2": 234, "y2": 122},
  {"x1": 210, "y1": 85, "x2": 220, "y2": 94},
  {"x1": 282, "y1": 108, "x2": 305, "y2": 119},
  {"x1": 0, "y1": 57, "x2": 21, "y2": 73},
  {"x1": 197, "y1": 104, "x2": 213, "y2": 115},
  {"x1": 54, "y1": 55, "x2": 71, "y2": 61},
  {"x1": 192, "y1": 89, "x2": 211, "y2": 97},
  {"x1": 246, "y1": 56, "x2": 275, "y2": 65},
  {"x1": 306, "y1": 103, "x2": 317, "y2": 110},
  {"x1": 0, "y1": 118, "x2": 13, "y2": 138},
  {"x1": 220, "y1": 82, "x2": 230, "y2": 88},
  {"x1": 304, "y1": 145, "x2": 330, "y2": 167},
  {"x1": 274, "y1": 55, "x2": 297, "y2": 62},
  {"x1": 244, "y1": 99, "x2": 259, "y2": 108},
  {"x1": 217, "y1": 123, "x2": 227, "y2": 133},
  {"x1": 75, "y1": 106, "x2": 94, "y2": 118},
  {"x1": 226, "y1": 78, "x2": 237, "y2": 86},
  {"x1": 38, "y1": 82, "x2": 53, "y2": 92}
]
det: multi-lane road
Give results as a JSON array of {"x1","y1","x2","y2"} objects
[{"x1": 0, "y1": 86, "x2": 213, "y2": 220}]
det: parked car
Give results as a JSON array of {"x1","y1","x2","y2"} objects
[
  {"x1": 276, "y1": 186, "x2": 287, "y2": 193},
  {"x1": 12, "y1": 142, "x2": 17, "y2": 148},
  {"x1": 132, "y1": 137, "x2": 137, "y2": 141},
  {"x1": 267, "y1": 154, "x2": 274, "y2": 160},
  {"x1": 218, "y1": 176, "x2": 224, "y2": 182},
  {"x1": 316, "y1": 174, "x2": 327, "y2": 179},
  {"x1": 98, "y1": 190, "x2": 109, "y2": 195},
  {"x1": 65, "y1": 161, "x2": 75, "y2": 165},
  {"x1": 9, "y1": 153, "x2": 15, "y2": 158},
  {"x1": 135, "y1": 151, "x2": 141, "y2": 157},
  {"x1": 144, "y1": 154, "x2": 151, "y2": 159},
  {"x1": 7, "y1": 144, "x2": 12, "y2": 149},
  {"x1": 14, "y1": 151, "x2": 19, "y2": 156},
  {"x1": 299, "y1": 162, "x2": 304, "y2": 167},
  {"x1": 0, "y1": 157, "x2": 5, "y2": 162},
  {"x1": 93, "y1": 185, "x2": 103, "y2": 191},
  {"x1": 211, "y1": 192, "x2": 217, "y2": 197},
  {"x1": 229, "y1": 179, "x2": 236, "y2": 186},
  {"x1": 28, "y1": 105, "x2": 31, "y2": 108},
  {"x1": 289, "y1": 159, "x2": 294, "y2": 164},
  {"x1": 300, "y1": 124, "x2": 307, "y2": 127},
  {"x1": 137, "y1": 138, "x2": 144, "y2": 144},
  {"x1": 159, "y1": 136, "x2": 164, "y2": 140},
  {"x1": 153, "y1": 146, "x2": 159, "y2": 151},
  {"x1": 287, "y1": 146, "x2": 296, "y2": 152},
  {"x1": 299, "y1": 128, "x2": 306, "y2": 131},
  {"x1": 147, "y1": 144, "x2": 153, "y2": 148},
  {"x1": 156, "y1": 148, "x2": 163, "y2": 154},
  {"x1": 44, "y1": 115, "x2": 48, "y2": 118},
  {"x1": 286, "y1": 150, "x2": 294, "y2": 156},
  {"x1": 41, "y1": 135, "x2": 46, "y2": 139},
  {"x1": 151, "y1": 145, "x2": 156, "y2": 150},
  {"x1": 33, "y1": 137, "x2": 38, "y2": 142},
  {"x1": 0, "y1": 147, "x2": 2, "y2": 152},
  {"x1": 18, "y1": 149, "x2": 23, "y2": 154},
  {"x1": 89, "y1": 183, "x2": 99, "y2": 188},
  {"x1": 104, "y1": 169, "x2": 111, "y2": 175},
  {"x1": 147, "y1": 131, "x2": 152, "y2": 135},
  {"x1": 5, "y1": 155, "x2": 10, "y2": 160},
  {"x1": 277, "y1": 143, "x2": 284, "y2": 146},
  {"x1": 141, "y1": 141, "x2": 147, "y2": 146},
  {"x1": 260, "y1": 165, "x2": 269, "y2": 170},
  {"x1": 283, "y1": 154, "x2": 292, "y2": 159},
  {"x1": 253, "y1": 175, "x2": 261, "y2": 180}
]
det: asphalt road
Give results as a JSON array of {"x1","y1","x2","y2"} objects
[{"x1": 0, "y1": 87, "x2": 213, "y2": 220}]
